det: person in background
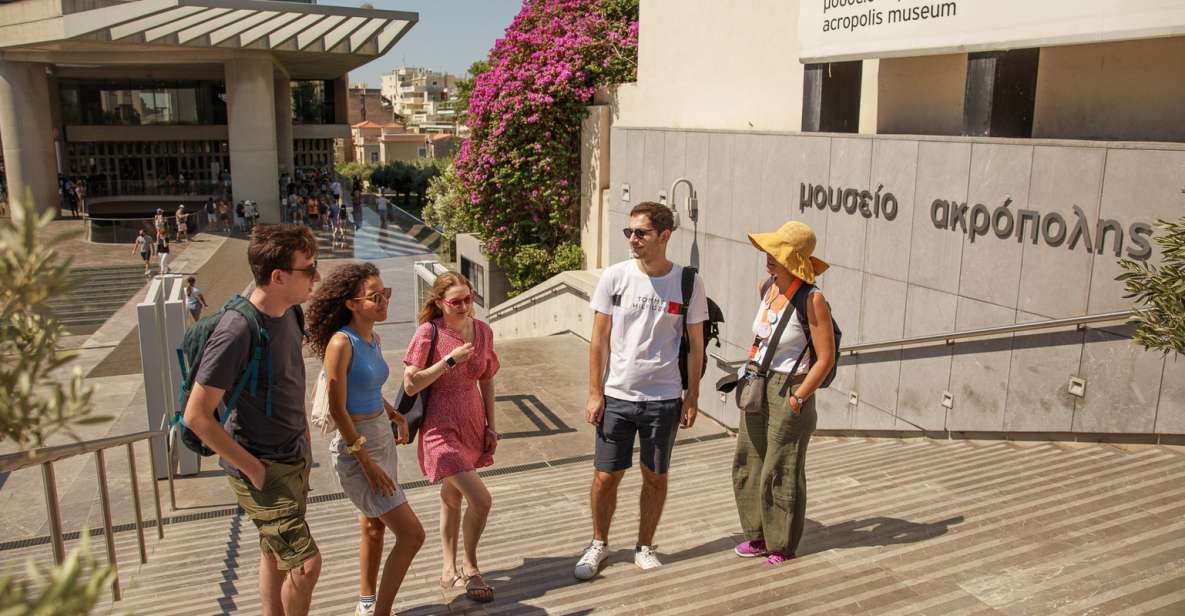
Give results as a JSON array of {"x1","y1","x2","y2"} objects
[
  {"x1": 133, "y1": 228, "x2": 153, "y2": 276},
  {"x1": 176, "y1": 204, "x2": 189, "y2": 242},
  {"x1": 185, "y1": 275, "x2": 209, "y2": 322},
  {"x1": 156, "y1": 230, "x2": 171, "y2": 275},
  {"x1": 154, "y1": 208, "x2": 167, "y2": 237}
]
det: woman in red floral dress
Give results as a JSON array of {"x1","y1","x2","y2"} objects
[{"x1": 402, "y1": 271, "x2": 500, "y2": 603}]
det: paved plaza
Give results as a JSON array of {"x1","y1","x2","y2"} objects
[{"x1": 2, "y1": 219, "x2": 1184, "y2": 614}]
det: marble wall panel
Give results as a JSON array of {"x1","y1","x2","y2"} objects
[
  {"x1": 946, "y1": 297, "x2": 1015, "y2": 432},
  {"x1": 867, "y1": 139, "x2": 919, "y2": 283},
  {"x1": 729, "y1": 133, "x2": 769, "y2": 245},
  {"x1": 909, "y1": 141, "x2": 971, "y2": 295},
  {"x1": 608, "y1": 127, "x2": 629, "y2": 214},
  {"x1": 1017, "y1": 146, "x2": 1105, "y2": 318},
  {"x1": 1073, "y1": 325, "x2": 1163, "y2": 433},
  {"x1": 959, "y1": 143, "x2": 1033, "y2": 308},
  {"x1": 704, "y1": 132, "x2": 736, "y2": 243},
  {"x1": 1089, "y1": 148, "x2": 1185, "y2": 313},
  {"x1": 897, "y1": 285, "x2": 957, "y2": 431},
  {"x1": 1002, "y1": 312, "x2": 1083, "y2": 432},
  {"x1": 641, "y1": 130, "x2": 666, "y2": 206},
  {"x1": 855, "y1": 274, "x2": 907, "y2": 415},
  {"x1": 1155, "y1": 356, "x2": 1185, "y2": 435},
  {"x1": 623, "y1": 128, "x2": 646, "y2": 214},
  {"x1": 823, "y1": 137, "x2": 873, "y2": 270},
  {"x1": 783, "y1": 135, "x2": 833, "y2": 256}
]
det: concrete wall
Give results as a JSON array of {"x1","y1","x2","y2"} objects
[
  {"x1": 1033, "y1": 37, "x2": 1185, "y2": 142},
  {"x1": 877, "y1": 54, "x2": 967, "y2": 137},
  {"x1": 614, "y1": 0, "x2": 805, "y2": 132},
  {"x1": 608, "y1": 126, "x2": 1185, "y2": 437}
]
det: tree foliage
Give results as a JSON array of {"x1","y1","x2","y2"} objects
[
  {"x1": 0, "y1": 197, "x2": 102, "y2": 448},
  {"x1": 0, "y1": 195, "x2": 115, "y2": 613},
  {"x1": 455, "y1": 0, "x2": 638, "y2": 293},
  {"x1": 1118, "y1": 215, "x2": 1185, "y2": 356}
]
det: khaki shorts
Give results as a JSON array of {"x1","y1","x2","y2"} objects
[{"x1": 227, "y1": 457, "x2": 319, "y2": 571}]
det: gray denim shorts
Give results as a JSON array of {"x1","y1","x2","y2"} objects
[
  {"x1": 330, "y1": 413, "x2": 407, "y2": 518},
  {"x1": 595, "y1": 396, "x2": 682, "y2": 474}
]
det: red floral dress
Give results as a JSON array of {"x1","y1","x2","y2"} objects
[{"x1": 403, "y1": 318, "x2": 500, "y2": 482}]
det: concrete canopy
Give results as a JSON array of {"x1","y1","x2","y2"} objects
[{"x1": 0, "y1": 0, "x2": 417, "y2": 79}]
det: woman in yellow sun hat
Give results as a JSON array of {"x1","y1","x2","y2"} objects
[{"x1": 731, "y1": 220, "x2": 836, "y2": 566}]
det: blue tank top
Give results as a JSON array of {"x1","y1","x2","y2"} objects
[{"x1": 340, "y1": 326, "x2": 390, "y2": 415}]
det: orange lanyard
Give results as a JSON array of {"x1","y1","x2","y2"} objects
[{"x1": 748, "y1": 278, "x2": 802, "y2": 360}]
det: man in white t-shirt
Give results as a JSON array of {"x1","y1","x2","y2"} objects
[{"x1": 574, "y1": 201, "x2": 707, "y2": 581}]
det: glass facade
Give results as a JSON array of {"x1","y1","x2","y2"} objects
[
  {"x1": 291, "y1": 80, "x2": 336, "y2": 124},
  {"x1": 64, "y1": 140, "x2": 230, "y2": 197},
  {"x1": 59, "y1": 79, "x2": 227, "y2": 126},
  {"x1": 295, "y1": 138, "x2": 334, "y2": 169}
]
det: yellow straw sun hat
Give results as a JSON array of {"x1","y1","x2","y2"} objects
[{"x1": 747, "y1": 221, "x2": 829, "y2": 284}]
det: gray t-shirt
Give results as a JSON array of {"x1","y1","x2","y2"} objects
[{"x1": 194, "y1": 307, "x2": 308, "y2": 472}]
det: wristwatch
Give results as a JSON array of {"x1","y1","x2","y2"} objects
[
  {"x1": 791, "y1": 394, "x2": 806, "y2": 409},
  {"x1": 444, "y1": 356, "x2": 457, "y2": 370}
]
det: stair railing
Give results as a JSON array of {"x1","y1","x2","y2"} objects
[{"x1": 0, "y1": 430, "x2": 172, "y2": 602}]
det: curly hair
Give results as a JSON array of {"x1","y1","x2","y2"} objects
[
  {"x1": 305, "y1": 262, "x2": 381, "y2": 359},
  {"x1": 417, "y1": 271, "x2": 473, "y2": 324}
]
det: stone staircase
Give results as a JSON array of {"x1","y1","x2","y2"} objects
[
  {"x1": 2, "y1": 435, "x2": 1178, "y2": 615},
  {"x1": 51, "y1": 266, "x2": 147, "y2": 333}
]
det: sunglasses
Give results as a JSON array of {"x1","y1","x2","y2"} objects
[
  {"x1": 283, "y1": 259, "x2": 319, "y2": 275},
  {"x1": 351, "y1": 287, "x2": 392, "y2": 304},
  {"x1": 622, "y1": 227, "x2": 655, "y2": 240},
  {"x1": 441, "y1": 294, "x2": 474, "y2": 308}
]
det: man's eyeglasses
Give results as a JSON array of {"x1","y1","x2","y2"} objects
[
  {"x1": 622, "y1": 227, "x2": 655, "y2": 240},
  {"x1": 441, "y1": 294, "x2": 474, "y2": 308},
  {"x1": 283, "y1": 259, "x2": 319, "y2": 275},
  {"x1": 351, "y1": 287, "x2": 392, "y2": 304}
]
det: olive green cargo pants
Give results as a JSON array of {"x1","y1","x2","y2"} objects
[{"x1": 731, "y1": 371, "x2": 816, "y2": 555}]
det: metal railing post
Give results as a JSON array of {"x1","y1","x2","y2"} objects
[
  {"x1": 146, "y1": 434, "x2": 165, "y2": 539},
  {"x1": 94, "y1": 450, "x2": 121, "y2": 601},
  {"x1": 41, "y1": 461, "x2": 66, "y2": 565},
  {"x1": 126, "y1": 443, "x2": 148, "y2": 564}
]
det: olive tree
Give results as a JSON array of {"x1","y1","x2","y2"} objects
[
  {"x1": 1118, "y1": 216, "x2": 1185, "y2": 356},
  {"x1": 0, "y1": 195, "x2": 115, "y2": 614}
]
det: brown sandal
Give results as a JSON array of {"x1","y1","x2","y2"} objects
[
  {"x1": 463, "y1": 572, "x2": 494, "y2": 603},
  {"x1": 439, "y1": 573, "x2": 463, "y2": 591}
]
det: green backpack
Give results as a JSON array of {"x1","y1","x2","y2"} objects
[{"x1": 171, "y1": 295, "x2": 304, "y2": 456}]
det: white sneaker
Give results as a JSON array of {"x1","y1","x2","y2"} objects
[
  {"x1": 574, "y1": 540, "x2": 609, "y2": 580},
  {"x1": 634, "y1": 545, "x2": 662, "y2": 571},
  {"x1": 354, "y1": 600, "x2": 375, "y2": 616}
]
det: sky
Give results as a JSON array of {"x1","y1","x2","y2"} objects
[{"x1": 321, "y1": 0, "x2": 523, "y2": 88}]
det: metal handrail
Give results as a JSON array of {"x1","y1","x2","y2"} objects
[
  {"x1": 0, "y1": 429, "x2": 173, "y2": 602},
  {"x1": 710, "y1": 309, "x2": 1135, "y2": 368}
]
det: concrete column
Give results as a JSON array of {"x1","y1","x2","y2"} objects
[
  {"x1": 225, "y1": 57, "x2": 280, "y2": 223},
  {"x1": 274, "y1": 76, "x2": 294, "y2": 178},
  {"x1": 0, "y1": 61, "x2": 58, "y2": 215}
]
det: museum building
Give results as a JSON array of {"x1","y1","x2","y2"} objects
[
  {"x1": 0, "y1": 0, "x2": 416, "y2": 222},
  {"x1": 579, "y1": 0, "x2": 1185, "y2": 438}
]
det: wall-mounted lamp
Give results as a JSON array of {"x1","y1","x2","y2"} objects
[{"x1": 665, "y1": 178, "x2": 698, "y2": 230}]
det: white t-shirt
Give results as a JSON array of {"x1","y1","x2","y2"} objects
[
  {"x1": 747, "y1": 281, "x2": 818, "y2": 375},
  {"x1": 330, "y1": 181, "x2": 342, "y2": 196},
  {"x1": 377, "y1": 196, "x2": 388, "y2": 212},
  {"x1": 590, "y1": 260, "x2": 709, "y2": 401}
]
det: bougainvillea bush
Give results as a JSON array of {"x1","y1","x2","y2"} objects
[{"x1": 453, "y1": 0, "x2": 638, "y2": 293}]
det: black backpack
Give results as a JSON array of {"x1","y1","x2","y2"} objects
[
  {"x1": 788, "y1": 282, "x2": 842, "y2": 388},
  {"x1": 171, "y1": 296, "x2": 305, "y2": 456},
  {"x1": 678, "y1": 266, "x2": 725, "y2": 390}
]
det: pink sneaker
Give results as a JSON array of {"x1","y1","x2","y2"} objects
[
  {"x1": 734, "y1": 539, "x2": 768, "y2": 558},
  {"x1": 765, "y1": 551, "x2": 796, "y2": 566}
]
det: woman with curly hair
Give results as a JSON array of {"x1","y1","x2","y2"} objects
[
  {"x1": 403, "y1": 271, "x2": 500, "y2": 603},
  {"x1": 306, "y1": 263, "x2": 425, "y2": 616}
]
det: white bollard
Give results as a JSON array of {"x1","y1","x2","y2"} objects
[{"x1": 138, "y1": 275, "x2": 200, "y2": 478}]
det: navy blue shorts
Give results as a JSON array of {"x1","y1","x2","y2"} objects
[{"x1": 595, "y1": 396, "x2": 682, "y2": 474}]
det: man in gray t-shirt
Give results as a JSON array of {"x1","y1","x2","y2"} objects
[
  {"x1": 196, "y1": 307, "x2": 308, "y2": 470},
  {"x1": 182, "y1": 225, "x2": 322, "y2": 615}
]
